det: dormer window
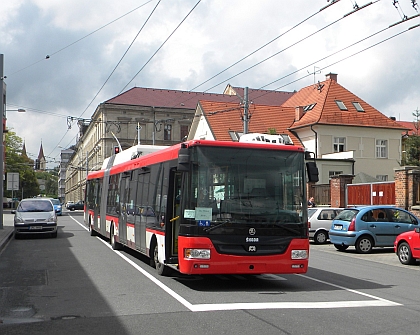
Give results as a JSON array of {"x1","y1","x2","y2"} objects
[
  {"x1": 303, "y1": 103, "x2": 316, "y2": 112},
  {"x1": 352, "y1": 102, "x2": 365, "y2": 112},
  {"x1": 335, "y1": 100, "x2": 347, "y2": 111}
]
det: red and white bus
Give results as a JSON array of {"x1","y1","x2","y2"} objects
[{"x1": 84, "y1": 140, "x2": 313, "y2": 276}]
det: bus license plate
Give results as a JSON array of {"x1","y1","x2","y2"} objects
[{"x1": 333, "y1": 225, "x2": 342, "y2": 230}]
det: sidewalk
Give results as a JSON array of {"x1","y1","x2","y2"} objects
[{"x1": 0, "y1": 210, "x2": 15, "y2": 252}]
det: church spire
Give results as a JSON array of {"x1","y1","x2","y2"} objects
[{"x1": 22, "y1": 141, "x2": 28, "y2": 158}]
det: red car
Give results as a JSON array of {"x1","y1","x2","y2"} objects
[{"x1": 394, "y1": 227, "x2": 420, "y2": 265}]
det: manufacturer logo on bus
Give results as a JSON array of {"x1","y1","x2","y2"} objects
[
  {"x1": 249, "y1": 246, "x2": 257, "y2": 252},
  {"x1": 249, "y1": 228, "x2": 256, "y2": 235}
]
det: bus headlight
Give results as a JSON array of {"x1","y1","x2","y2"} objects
[
  {"x1": 291, "y1": 250, "x2": 308, "y2": 259},
  {"x1": 185, "y1": 248, "x2": 210, "y2": 259}
]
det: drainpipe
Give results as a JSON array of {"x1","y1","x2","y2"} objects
[{"x1": 310, "y1": 125, "x2": 318, "y2": 158}]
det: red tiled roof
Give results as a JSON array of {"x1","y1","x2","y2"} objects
[
  {"x1": 229, "y1": 87, "x2": 295, "y2": 106},
  {"x1": 396, "y1": 121, "x2": 418, "y2": 135},
  {"x1": 282, "y1": 76, "x2": 409, "y2": 131},
  {"x1": 105, "y1": 87, "x2": 236, "y2": 109},
  {"x1": 199, "y1": 100, "x2": 301, "y2": 145}
]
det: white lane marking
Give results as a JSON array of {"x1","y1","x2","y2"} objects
[{"x1": 70, "y1": 216, "x2": 402, "y2": 312}]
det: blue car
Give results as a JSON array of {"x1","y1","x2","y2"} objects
[
  {"x1": 50, "y1": 198, "x2": 62, "y2": 216},
  {"x1": 329, "y1": 206, "x2": 420, "y2": 253}
]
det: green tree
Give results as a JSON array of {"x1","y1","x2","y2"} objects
[
  {"x1": 35, "y1": 170, "x2": 59, "y2": 198},
  {"x1": 4, "y1": 130, "x2": 40, "y2": 199},
  {"x1": 403, "y1": 134, "x2": 420, "y2": 166}
]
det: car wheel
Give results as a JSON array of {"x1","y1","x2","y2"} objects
[
  {"x1": 51, "y1": 231, "x2": 58, "y2": 238},
  {"x1": 355, "y1": 236, "x2": 373, "y2": 254},
  {"x1": 314, "y1": 230, "x2": 328, "y2": 244},
  {"x1": 398, "y1": 242, "x2": 416, "y2": 265},
  {"x1": 334, "y1": 244, "x2": 349, "y2": 251},
  {"x1": 70, "y1": 207, "x2": 75, "y2": 211},
  {"x1": 153, "y1": 243, "x2": 170, "y2": 276}
]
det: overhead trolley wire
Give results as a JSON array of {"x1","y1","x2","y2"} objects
[
  {"x1": 200, "y1": 1, "x2": 379, "y2": 94},
  {"x1": 77, "y1": 0, "x2": 162, "y2": 120},
  {"x1": 119, "y1": 0, "x2": 202, "y2": 94},
  {"x1": 188, "y1": 0, "x2": 342, "y2": 92},
  {"x1": 258, "y1": 12, "x2": 420, "y2": 90},
  {"x1": 5, "y1": 1, "x2": 153, "y2": 78}
]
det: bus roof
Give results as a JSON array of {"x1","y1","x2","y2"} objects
[{"x1": 87, "y1": 140, "x2": 304, "y2": 180}]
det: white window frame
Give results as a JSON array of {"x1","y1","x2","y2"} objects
[
  {"x1": 333, "y1": 137, "x2": 346, "y2": 153},
  {"x1": 376, "y1": 139, "x2": 388, "y2": 158},
  {"x1": 376, "y1": 175, "x2": 388, "y2": 181}
]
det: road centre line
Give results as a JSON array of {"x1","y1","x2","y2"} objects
[{"x1": 71, "y1": 216, "x2": 402, "y2": 311}]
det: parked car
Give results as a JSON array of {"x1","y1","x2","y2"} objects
[
  {"x1": 65, "y1": 201, "x2": 74, "y2": 209},
  {"x1": 67, "y1": 201, "x2": 84, "y2": 211},
  {"x1": 308, "y1": 207, "x2": 343, "y2": 244},
  {"x1": 394, "y1": 227, "x2": 420, "y2": 265},
  {"x1": 50, "y1": 198, "x2": 62, "y2": 216},
  {"x1": 329, "y1": 205, "x2": 420, "y2": 253},
  {"x1": 12, "y1": 198, "x2": 58, "y2": 238}
]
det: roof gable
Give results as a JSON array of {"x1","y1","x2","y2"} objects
[
  {"x1": 283, "y1": 75, "x2": 408, "y2": 131},
  {"x1": 198, "y1": 100, "x2": 301, "y2": 145}
]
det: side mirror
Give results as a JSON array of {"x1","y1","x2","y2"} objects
[
  {"x1": 178, "y1": 146, "x2": 190, "y2": 172},
  {"x1": 306, "y1": 162, "x2": 319, "y2": 182},
  {"x1": 415, "y1": 227, "x2": 420, "y2": 233}
]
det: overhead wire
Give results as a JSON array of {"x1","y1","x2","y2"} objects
[
  {"x1": 119, "y1": 0, "x2": 202, "y2": 94},
  {"x1": 5, "y1": 1, "x2": 153, "y2": 78},
  {"x1": 188, "y1": 0, "x2": 341, "y2": 92},
  {"x1": 77, "y1": 0, "x2": 162, "y2": 120},
  {"x1": 199, "y1": 1, "x2": 379, "y2": 94}
]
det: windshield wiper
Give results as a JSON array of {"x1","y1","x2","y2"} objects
[{"x1": 203, "y1": 219, "x2": 231, "y2": 233}]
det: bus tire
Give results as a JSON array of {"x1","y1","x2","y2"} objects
[
  {"x1": 110, "y1": 224, "x2": 120, "y2": 250},
  {"x1": 89, "y1": 219, "x2": 96, "y2": 236},
  {"x1": 153, "y1": 243, "x2": 170, "y2": 276},
  {"x1": 149, "y1": 238, "x2": 157, "y2": 268}
]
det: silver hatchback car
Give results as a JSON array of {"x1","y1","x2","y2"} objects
[
  {"x1": 308, "y1": 207, "x2": 343, "y2": 244},
  {"x1": 13, "y1": 198, "x2": 58, "y2": 238}
]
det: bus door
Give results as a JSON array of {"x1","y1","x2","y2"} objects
[
  {"x1": 135, "y1": 170, "x2": 150, "y2": 253},
  {"x1": 169, "y1": 171, "x2": 183, "y2": 258},
  {"x1": 118, "y1": 173, "x2": 130, "y2": 245},
  {"x1": 93, "y1": 179, "x2": 101, "y2": 232}
]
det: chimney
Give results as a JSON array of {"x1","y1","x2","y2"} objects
[
  {"x1": 326, "y1": 73, "x2": 337, "y2": 82},
  {"x1": 295, "y1": 106, "x2": 304, "y2": 121}
]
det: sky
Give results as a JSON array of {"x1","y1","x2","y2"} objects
[{"x1": 1, "y1": 0, "x2": 419, "y2": 168}]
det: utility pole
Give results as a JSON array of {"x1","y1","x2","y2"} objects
[
  {"x1": 0, "y1": 54, "x2": 5, "y2": 229},
  {"x1": 243, "y1": 87, "x2": 249, "y2": 134}
]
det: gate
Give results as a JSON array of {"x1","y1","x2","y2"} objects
[
  {"x1": 310, "y1": 184, "x2": 330, "y2": 206},
  {"x1": 347, "y1": 182, "x2": 395, "y2": 206}
]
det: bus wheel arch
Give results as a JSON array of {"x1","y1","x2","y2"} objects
[{"x1": 151, "y1": 237, "x2": 170, "y2": 276}]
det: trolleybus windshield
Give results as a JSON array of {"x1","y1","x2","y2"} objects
[{"x1": 179, "y1": 146, "x2": 306, "y2": 233}]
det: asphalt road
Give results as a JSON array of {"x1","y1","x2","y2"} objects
[{"x1": 1, "y1": 212, "x2": 419, "y2": 335}]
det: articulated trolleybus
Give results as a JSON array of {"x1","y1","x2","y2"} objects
[{"x1": 85, "y1": 140, "x2": 313, "y2": 276}]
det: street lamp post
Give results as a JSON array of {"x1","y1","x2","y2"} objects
[{"x1": 0, "y1": 54, "x2": 5, "y2": 229}]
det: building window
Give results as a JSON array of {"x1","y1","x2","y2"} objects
[
  {"x1": 335, "y1": 100, "x2": 348, "y2": 111},
  {"x1": 376, "y1": 139, "x2": 388, "y2": 158},
  {"x1": 329, "y1": 171, "x2": 343, "y2": 178},
  {"x1": 333, "y1": 137, "x2": 346, "y2": 152},
  {"x1": 164, "y1": 124, "x2": 172, "y2": 141},
  {"x1": 180, "y1": 125, "x2": 189, "y2": 141},
  {"x1": 303, "y1": 103, "x2": 316, "y2": 112},
  {"x1": 352, "y1": 102, "x2": 364, "y2": 112},
  {"x1": 376, "y1": 175, "x2": 388, "y2": 181}
]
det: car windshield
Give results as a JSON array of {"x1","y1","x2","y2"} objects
[
  {"x1": 51, "y1": 199, "x2": 60, "y2": 205},
  {"x1": 18, "y1": 200, "x2": 53, "y2": 212},
  {"x1": 334, "y1": 209, "x2": 358, "y2": 222}
]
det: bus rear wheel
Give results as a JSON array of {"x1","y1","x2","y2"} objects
[
  {"x1": 153, "y1": 244, "x2": 170, "y2": 276},
  {"x1": 110, "y1": 225, "x2": 120, "y2": 250}
]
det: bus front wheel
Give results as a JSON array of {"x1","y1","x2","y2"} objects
[{"x1": 153, "y1": 243, "x2": 170, "y2": 276}]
